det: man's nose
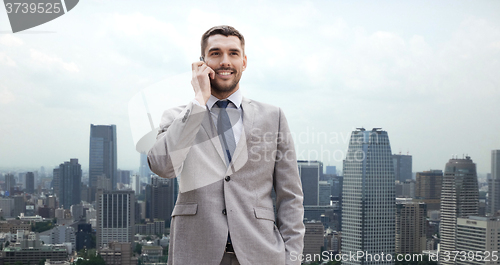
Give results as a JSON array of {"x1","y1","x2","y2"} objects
[{"x1": 220, "y1": 53, "x2": 230, "y2": 67}]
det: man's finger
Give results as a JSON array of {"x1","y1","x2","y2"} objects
[
  {"x1": 191, "y1": 61, "x2": 205, "y2": 71},
  {"x1": 209, "y1": 68, "x2": 215, "y2": 79}
]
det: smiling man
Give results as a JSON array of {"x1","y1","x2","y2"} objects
[{"x1": 148, "y1": 25, "x2": 305, "y2": 265}]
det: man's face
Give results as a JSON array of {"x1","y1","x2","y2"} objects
[{"x1": 203, "y1": 34, "x2": 247, "y2": 94}]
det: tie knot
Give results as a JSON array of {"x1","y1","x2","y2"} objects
[{"x1": 216, "y1": 100, "x2": 230, "y2": 109}]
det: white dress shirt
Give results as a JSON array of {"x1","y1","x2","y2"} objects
[{"x1": 193, "y1": 89, "x2": 244, "y2": 145}]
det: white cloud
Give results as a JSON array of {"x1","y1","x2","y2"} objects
[
  {"x1": 0, "y1": 35, "x2": 23, "y2": 47},
  {"x1": 0, "y1": 52, "x2": 17, "y2": 67},
  {"x1": 29, "y1": 49, "x2": 80, "y2": 73},
  {"x1": 0, "y1": 87, "x2": 15, "y2": 104}
]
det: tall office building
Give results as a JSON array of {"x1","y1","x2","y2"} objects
[
  {"x1": 89, "y1": 124, "x2": 117, "y2": 195},
  {"x1": 456, "y1": 216, "x2": 500, "y2": 265},
  {"x1": 53, "y1": 168, "x2": 60, "y2": 197},
  {"x1": 5, "y1": 174, "x2": 16, "y2": 195},
  {"x1": 439, "y1": 156, "x2": 479, "y2": 264},
  {"x1": 118, "y1": 170, "x2": 131, "y2": 185},
  {"x1": 303, "y1": 221, "x2": 324, "y2": 257},
  {"x1": 57, "y1": 159, "x2": 82, "y2": 209},
  {"x1": 25, "y1": 172, "x2": 35, "y2": 194},
  {"x1": 140, "y1": 152, "x2": 153, "y2": 181},
  {"x1": 393, "y1": 154, "x2": 412, "y2": 182},
  {"x1": 488, "y1": 150, "x2": 500, "y2": 215},
  {"x1": 415, "y1": 170, "x2": 443, "y2": 212},
  {"x1": 298, "y1": 160, "x2": 322, "y2": 206},
  {"x1": 12, "y1": 195, "x2": 25, "y2": 218},
  {"x1": 146, "y1": 176, "x2": 177, "y2": 226},
  {"x1": 325, "y1": 165, "x2": 337, "y2": 175},
  {"x1": 319, "y1": 181, "x2": 331, "y2": 206},
  {"x1": 341, "y1": 128, "x2": 395, "y2": 265},
  {"x1": 96, "y1": 189, "x2": 135, "y2": 248},
  {"x1": 395, "y1": 201, "x2": 427, "y2": 254}
]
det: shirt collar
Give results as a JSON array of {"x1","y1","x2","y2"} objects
[{"x1": 207, "y1": 88, "x2": 243, "y2": 110}]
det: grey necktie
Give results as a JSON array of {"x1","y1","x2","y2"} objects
[{"x1": 216, "y1": 100, "x2": 236, "y2": 164}]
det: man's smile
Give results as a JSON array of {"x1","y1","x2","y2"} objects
[{"x1": 216, "y1": 70, "x2": 234, "y2": 78}]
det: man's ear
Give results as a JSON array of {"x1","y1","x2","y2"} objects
[{"x1": 242, "y1": 55, "x2": 247, "y2": 71}]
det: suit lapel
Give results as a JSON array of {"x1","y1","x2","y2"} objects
[
  {"x1": 199, "y1": 97, "x2": 255, "y2": 173},
  {"x1": 200, "y1": 107, "x2": 226, "y2": 163},
  {"x1": 226, "y1": 97, "x2": 254, "y2": 174}
]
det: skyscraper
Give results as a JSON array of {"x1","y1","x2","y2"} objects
[
  {"x1": 298, "y1": 160, "x2": 322, "y2": 206},
  {"x1": 140, "y1": 152, "x2": 153, "y2": 181},
  {"x1": 5, "y1": 174, "x2": 16, "y2": 195},
  {"x1": 89, "y1": 124, "x2": 117, "y2": 195},
  {"x1": 393, "y1": 154, "x2": 412, "y2": 182},
  {"x1": 439, "y1": 156, "x2": 479, "y2": 264},
  {"x1": 488, "y1": 150, "x2": 500, "y2": 215},
  {"x1": 96, "y1": 189, "x2": 135, "y2": 248},
  {"x1": 415, "y1": 170, "x2": 443, "y2": 212},
  {"x1": 395, "y1": 201, "x2": 427, "y2": 254},
  {"x1": 25, "y1": 172, "x2": 35, "y2": 194},
  {"x1": 56, "y1": 159, "x2": 82, "y2": 209},
  {"x1": 341, "y1": 128, "x2": 395, "y2": 265},
  {"x1": 146, "y1": 176, "x2": 177, "y2": 226}
]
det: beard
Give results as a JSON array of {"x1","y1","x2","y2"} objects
[{"x1": 210, "y1": 68, "x2": 241, "y2": 94}]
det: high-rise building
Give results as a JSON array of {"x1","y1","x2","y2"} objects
[
  {"x1": 132, "y1": 175, "x2": 140, "y2": 195},
  {"x1": 52, "y1": 168, "x2": 60, "y2": 197},
  {"x1": 5, "y1": 174, "x2": 16, "y2": 195},
  {"x1": 12, "y1": 195, "x2": 25, "y2": 218},
  {"x1": 319, "y1": 181, "x2": 331, "y2": 206},
  {"x1": 488, "y1": 150, "x2": 500, "y2": 215},
  {"x1": 439, "y1": 156, "x2": 479, "y2": 264},
  {"x1": 57, "y1": 159, "x2": 82, "y2": 209},
  {"x1": 298, "y1": 160, "x2": 322, "y2": 206},
  {"x1": 96, "y1": 189, "x2": 135, "y2": 248},
  {"x1": 397, "y1": 179, "x2": 415, "y2": 198},
  {"x1": 393, "y1": 154, "x2": 412, "y2": 182},
  {"x1": 341, "y1": 128, "x2": 395, "y2": 265},
  {"x1": 303, "y1": 221, "x2": 324, "y2": 258},
  {"x1": 395, "y1": 201, "x2": 427, "y2": 254},
  {"x1": 0, "y1": 198, "x2": 14, "y2": 217},
  {"x1": 140, "y1": 152, "x2": 153, "y2": 180},
  {"x1": 456, "y1": 216, "x2": 500, "y2": 265},
  {"x1": 325, "y1": 165, "x2": 337, "y2": 175},
  {"x1": 89, "y1": 124, "x2": 117, "y2": 195},
  {"x1": 25, "y1": 172, "x2": 35, "y2": 194},
  {"x1": 118, "y1": 170, "x2": 131, "y2": 185},
  {"x1": 415, "y1": 170, "x2": 443, "y2": 212},
  {"x1": 146, "y1": 176, "x2": 177, "y2": 226}
]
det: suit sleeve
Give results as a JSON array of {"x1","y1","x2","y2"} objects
[
  {"x1": 273, "y1": 108, "x2": 305, "y2": 265},
  {"x1": 147, "y1": 101, "x2": 207, "y2": 178}
]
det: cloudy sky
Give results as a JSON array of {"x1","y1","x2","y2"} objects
[{"x1": 1, "y1": 0, "x2": 499, "y2": 175}]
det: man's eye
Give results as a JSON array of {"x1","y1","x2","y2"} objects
[{"x1": 211, "y1": 52, "x2": 219, "y2": 56}]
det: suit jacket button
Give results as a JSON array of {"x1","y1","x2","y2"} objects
[
  {"x1": 225, "y1": 176, "x2": 230, "y2": 182},
  {"x1": 222, "y1": 209, "x2": 227, "y2": 215}
]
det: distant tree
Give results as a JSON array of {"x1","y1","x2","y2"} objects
[
  {"x1": 134, "y1": 243, "x2": 143, "y2": 254},
  {"x1": 75, "y1": 255, "x2": 105, "y2": 265}
]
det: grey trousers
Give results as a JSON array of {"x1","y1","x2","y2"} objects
[{"x1": 220, "y1": 252, "x2": 240, "y2": 265}]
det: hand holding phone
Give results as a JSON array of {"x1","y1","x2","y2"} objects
[{"x1": 192, "y1": 57, "x2": 215, "y2": 105}]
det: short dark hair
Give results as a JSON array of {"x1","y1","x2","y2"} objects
[{"x1": 201, "y1": 25, "x2": 245, "y2": 57}]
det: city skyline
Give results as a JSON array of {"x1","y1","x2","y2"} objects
[{"x1": 1, "y1": 1, "x2": 500, "y2": 174}]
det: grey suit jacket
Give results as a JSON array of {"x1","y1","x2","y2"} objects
[{"x1": 148, "y1": 97, "x2": 305, "y2": 265}]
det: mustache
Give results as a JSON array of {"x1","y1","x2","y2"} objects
[{"x1": 215, "y1": 67, "x2": 237, "y2": 72}]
